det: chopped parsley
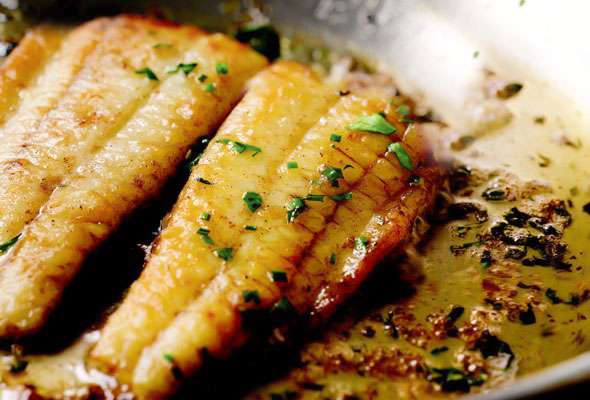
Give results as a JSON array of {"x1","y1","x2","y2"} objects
[
  {"x1": 305, "y1": 194, "x2": 325, "y2": 202},
  {"x1": 243, "y1": 192, "x2": 263, "y2": 212},
  {"x1": 162, "y1": 353, "x2": 183, "y2": 380},
  {"x1": 242, "y1": 290, "x2": 261, "y2": 304},
  {"x1": 348, "y1": 113, "x2": 396, "y2": 135},
  {"x1": 197, "y1": 227, "x2": 214, "y2": 245},
  {"x1": 216, "y1": 62, "x2": 229, "y2": 75},
  {"x1": 163, "y1": 354, "x2": 175, "y2": 363},
  {"x1": 135, "y1": 67, "x2": 159, "y2": 81},
  {"x1": 217, "y1": 138, "x2": 261, "y2": 156},
  {"x1": 330, "y1": 134, "x2": 342, "y2": 142},
  {"x1": 167, "y1": 62, "x2": 198, "y2": 76},
  {"x1": 270, "y1": 270, "x2": 288, "y2": 283},
  {"x1": 287, "y1": 161, "x2": 298, "y2": 169},
  {"x1": 272, "y1": 297, "x2": 295, "y2": 314},
  {"x1": 321, "y1": 166, "x2": 344, "y2": 187},
  {"x1": 214, "y1": 247, "x2": 233, "y2": 261},
  {"x1": 472, "y1": 330, "x2": 514, "y2": 368},
  {"x1": 0, "y1": 234, "x2": 20, "y2": 254},
  {"x1": 200, "y1": 212, "x2": 211, "y2": 221},
  {"x1": 387, "y1": 142, "x2": 413, "y2": 170},
  {"x1": 427, "y1": 367, "x2": 485, "y2": 392},
  {"x1": 204, "y1": 82, "x2": 216, "y2": 93},
  {"x1": 153, "y1": 43, "x2": 172, "y2": 49},
  {"x1": 244, "y1": 225, "x2": 257, "y2": 231},
  {"x1": 330, "y1": 192, "x2": 353, "y2": 202},
  {"x1": 519, "y1": 304, "x2": 536, "y2": 325},
  {"x1": 355, "y1": 236, "x2": 369, "y2": 252},
  {"x1": 286, "y1": 197, "x2": 306, "y2": 222},
  {"x1": 396, "y1": 104, "x2": 410, "y2": 116},
  {"x1": 329, "y1": 252, "x2": 337, "y2": 265},
  {"x1": 198, "y1": 74, "x2": 208, "y2": 82}
]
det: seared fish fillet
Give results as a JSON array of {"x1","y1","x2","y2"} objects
[
  {"x1": 91, "y1": 61, "x2": 441, "y2": 399},
  {"x1": 0, "y1": 16, "x2": 267, "y2": 337}
]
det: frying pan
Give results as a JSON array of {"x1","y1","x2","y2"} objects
[{"x1": 10, "y1": 0, "x2": 590, "y2": 398}]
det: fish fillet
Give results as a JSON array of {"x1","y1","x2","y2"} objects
[
  {"x1": 0, "y1": 16, "x2": 267, "y2": 337},
  {"x1": 91, "y1": 61, "x2": 441, "y2": 399}
]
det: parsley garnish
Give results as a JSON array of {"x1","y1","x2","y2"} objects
[
  {"x1": 286, "y1": 197, "x2": 306, "y2": 222},
  {"x1": 305, "y1": 194, "x2": 325, "y2": 202},
  {"x1": 329, "y1": 253, "x2": 337, "y2": 265},
  {"x1": 135, "y1": 67, "x2": 159, "y2": 81},
  {"x1": 244, "y1": 225, "x2": 257, "y2": 231},
  {"x1": 321, "y1": 166, "x2": 344, "y2": 187},
  {"x1": 388, "y1": 142, "x2": 413, "y2": 170},
  {"x1": 163, "y1": 354, "x2": 175, "y2": 363},
  {"x1": 167, "y1": 62, "x2": 198, "y2": 76},
  {"x1": 214, "y1": 247, "x2": 233, "y2": 261},
  {"x1": 153, "y1": 43, "x2": 172, "y2": 49},
  {"x1": 355, "y1": 236, "x2": 369, "y2": 252},
  {"x1": 348, "y1": 114, "x2": 396, "y2": 135},
  {"x1": 272, "y1": 297, "x2": 295, "y2": 314},
  {"x1": 197, "y1": 227, "x2": 214, "y2": 245},
  {"x1": 217, "y1": 138, "x2": 261, "y2": 156},
  {"x1": 287, "y1": 161, "x2": 298, "y2": 169},
  {"x1": 200, "y1": 212, "x2": 211, "y2": 221},
  {"x1": 270, "y1": 270, "x2": 288, "y2": 282},
  {"x1": 242, "y1": 290, "x2": 260, "y2": 304},
  {"x1": 330, "y1": 134, "x2": 342, "y2": 142},
  {"x1": 204, "y1": 83, "x2": 216, "y2": 93},
  {"x1": 243, "y1": 192, "x2": 263, "y2": 212},
  {"x1": 216, "y1": 62, "x2": 229, "y2": 75},
  {"x1": 330, "y1": 192, "x2": 352, "y2": 201},
  {"x1": 198, "y1": 74, "x2": 208, "y2": 82},
  {"x1": 0, "y1": 234, "x2": 20, "y2": 254}
]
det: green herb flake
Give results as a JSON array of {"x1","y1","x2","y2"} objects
[
  {"x1": 197, "y1": 227, "x2": 214, "y2": 245},
  {"x1": 348, "y1": 113, "x2": 396, "y2": 135},
  {"x1": 329, "y1": 252, "x2": 337, "y2": 265},
  {"x1": 217, "y1": 138, "x2": 261, "y2": 156},
  {"x1": 287, "y1": 161, "x2": 298, "y2": 169},
  {"x1": 153, "y1": 43, "x2": 172, "y2": 49},
  {"x1": 198, "y1": 74, "x2": 208, "y2": 82},
  {"x1": 163, "y1": 354, "x2": 175, "y2": 364},
  {"x1": 243, "y1": 191, "x2": 263, "y2": 212},
  {"x1": 242, "y1": 290, "x2": 260, "y2": 304},
  {"x1": 321, "y1": 166, "x2": 344, "y2": 187},
  {"x1": 244, "y1": 225, "x2": 257, "y2": 231},
  {"x1": 388, "y1": 142, "x2": 413, "y2": 170},
  {"x1": 305, "y1": 194, "x2": 325, "y2": 202},
  {"x1": 286, "y1": 197, "x2": 306, "y2": 222},
  {"x1": 135, "y1": 67, "x2": 159, "y2": 81},
  {"x1": 0, "y1": 234, "x2": 20, "y2": 254},
  {"x1": 355, "y1": 236, "x2": 369, "y2": 252},
  {"x1": 330, "y1": 192, "x2": 352, "y2": 202},
  {"x1": 167, "y1": 62, "x2": 198, "y2": 76},
  {"x1": 396, "y1": 104, "x2": 410, "y2": 116},
  {"x1": 330, "y1": 134, "x2": 342, "y2": 142},
  {"x1": 270, "y1": 270, "x2": 288, "y2": 283},
  {"x1": 430, "y1": 346, "x2": 449, "y2": 355},
  {"x1": 272, "y1": 297, "x2": 295, "y2": 314},
  {"x1": 214, "y1": 247, "x2": 233, "y2": 261},
  {"x1": 204, "y1": 82, "x2": 216, "y2": 93},
  {"x1": 200, "y1": 212, "x2": 211, "y2": 221},
  {"x1": 216, "y1": 62, "x2": 229, "y2": 75}
]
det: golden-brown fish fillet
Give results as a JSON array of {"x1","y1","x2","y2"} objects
[
  {"x1": 91, "y1": 61, "x2": 441, "y2": 399},
  {"x1": 0, "y1": 16, "x2": 267, "y2": 337}
]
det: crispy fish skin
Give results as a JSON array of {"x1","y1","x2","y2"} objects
[
  {"x1": 0, "y1": 17, "x2": 267, "y2": 337},
  {"x1": 90, "y1": 61, "x2": 338, "y2": 382},
  {"x1": 93, "y1": 61, "x2": 440, "y2": 399},
  {"x1": 0, "y1": 16, "x2": 204, "y2": 243}
]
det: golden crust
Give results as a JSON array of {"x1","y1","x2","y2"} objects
[
  {"x1": 92, "y1": 60, "x2": 441, "y2": 399},
  {"x1": 0, "y1": 16, "x2": 267, "y2": 338}
]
